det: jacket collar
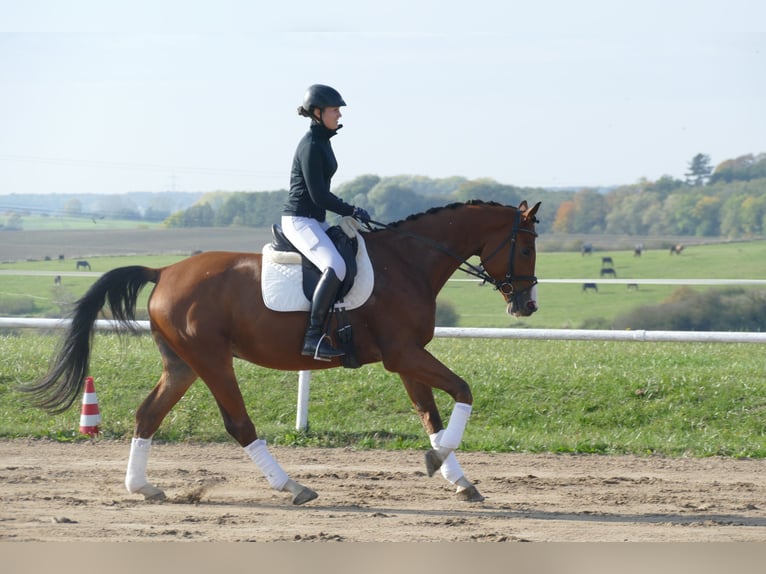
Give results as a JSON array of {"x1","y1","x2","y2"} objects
[{"x1": 310, "y1": 121, "x2": 342, "y2": 139}]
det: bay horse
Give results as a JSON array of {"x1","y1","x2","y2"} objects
[{"x1": 21, "y1": 200, "x2": 541, "y2": 505}]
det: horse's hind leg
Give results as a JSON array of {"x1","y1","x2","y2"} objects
[
  {"x1": 125, "y1": 337, "x2": 198, "y2": 501},
  {"x1": 186, "y1": 345, "x2": 318, "y2": 506},
  {"x1": 400, "y1": 375, "x2": 484, "y2": 502}
]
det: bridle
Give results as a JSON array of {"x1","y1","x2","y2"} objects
[
  {"x1": 364, "y1": 207, "x2": 538, "y2": 301},
  {"x1": 470, "y1": 209, "x2": 538, "y2": 298}
]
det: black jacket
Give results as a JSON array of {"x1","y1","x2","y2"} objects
[{"x1": 283, "y1": 123, "x2": 354, "y2": 222}]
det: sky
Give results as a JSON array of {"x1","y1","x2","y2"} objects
[{"x1": 1, "y1": 0, "x2": 764, "y2": 195}]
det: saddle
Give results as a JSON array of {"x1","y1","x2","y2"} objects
[
  {"x1": 270, "y1": 222, "x2": 359, "y2": 302},
  {"x1": 260, "y1": 216, "x2": 374, "y2": 314}
]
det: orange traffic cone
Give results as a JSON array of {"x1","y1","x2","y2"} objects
[{"x1": 79, "y1": 376, "x2": 101, "y2": 437}]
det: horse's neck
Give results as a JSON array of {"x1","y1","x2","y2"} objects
[{"x1": 387, "y1": 212, "x2": 488, "y2": 290}]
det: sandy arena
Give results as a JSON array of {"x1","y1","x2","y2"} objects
[{"x1": 2, "y1": 439, "x2": 766, "y2": 542}]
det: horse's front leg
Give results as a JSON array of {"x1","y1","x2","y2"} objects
[
  {"x1": 384, "y1": 345, "x2": 480, "y2": 498},
  {"x1": 400, "y1": 374, "x2": 485, "y2": 502}
]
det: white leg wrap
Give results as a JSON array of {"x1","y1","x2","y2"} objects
[
  {"x1": 439, "y1": 402, "x2": 472, "y2": 450},
  {"x1": 125, "y1": 437, "x2": 152, "y2": 493},
  {"x1": 429, "y1": 430, "x2": 466, "y2": 485},
  {"x1": 244, "y1": 439, "x2": 289, "y2": 491}
]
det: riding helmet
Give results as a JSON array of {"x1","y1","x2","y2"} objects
[{"x1": 302, "y1": 84, "x2": 346, "y2": 112}]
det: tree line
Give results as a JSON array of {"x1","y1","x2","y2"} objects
[{"x1": 164, "y1": 152, "x2": 766, "y2": 239}]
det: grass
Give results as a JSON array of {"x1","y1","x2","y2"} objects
[{"x1": 2, "y1": 333, "x2": 765, "y2": 457}]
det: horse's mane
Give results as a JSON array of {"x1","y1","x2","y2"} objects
[{"x1": 373, "y1": 200, "x2": 506, "y2": 231}]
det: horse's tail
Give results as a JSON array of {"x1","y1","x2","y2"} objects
[{"x1": 19, "y1": 265, "x2": 160, "y2": 414}]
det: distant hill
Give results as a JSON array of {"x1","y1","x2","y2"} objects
[{"x1": 0, "y1": 191, "x2": 204, "y2": 221}]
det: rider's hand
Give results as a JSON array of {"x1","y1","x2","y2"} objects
[{"x1": 352, "y1": 207, "x2": 371, "y2": 224}]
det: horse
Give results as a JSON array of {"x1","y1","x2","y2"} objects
[
  {"x1": 582, "y1": 282, "x2": 598, "y2": 293},
  {"x1": 601, "y1": 256, "x2": 613, "y2": 268},
  {"x1": 20, "y1": 200, "x2": 541, "y2": 506},
  {"x1": 600, "y1": 267, "x2": 617, "y2": 278},
  {"x1": 634, "y1": 243, "x2": 643, "y2": 257},
  {"x1": 76, "y1": 260, "x2": 91, "y2": 270},
  {"x1": 581, "y1": 243, "x2": 592, "y2": 256}
]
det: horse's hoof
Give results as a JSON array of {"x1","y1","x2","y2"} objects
[
  {"x1": 292, "y1": 486, "x2": 318, "y2": 506},
  {"x1": 424, "y1": 449, "x2": 443, "y2": 477},
  {"x1": 136, "y1": 484, "x2": 167, "y2": 502},
  {"x1": 456, "y1": 485, "x2": 485, "y2": 503}
]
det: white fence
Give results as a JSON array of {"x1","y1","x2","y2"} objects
[{"x1": 4, "y1": 317, "x2": 766, "y2": 431}]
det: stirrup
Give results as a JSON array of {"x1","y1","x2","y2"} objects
[{"x1": 312, "y1": 334, "x2": 344, "y2": 361}]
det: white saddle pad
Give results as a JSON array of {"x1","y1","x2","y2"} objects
[{"x1": 261, "y1": 222, "x2": 374, "y2": 312}]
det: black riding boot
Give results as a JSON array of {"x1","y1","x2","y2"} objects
[{"x1": 302, "y1": 268, "x2": 345, "y2": 360}]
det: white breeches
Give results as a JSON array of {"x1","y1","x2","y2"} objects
[{"x1": 281, "y1": 215, "x2": 346, "y2": 281}]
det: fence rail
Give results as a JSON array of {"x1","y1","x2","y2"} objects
[{"x1": 3, "y1": 318, "x2": 766, "y2": 344}]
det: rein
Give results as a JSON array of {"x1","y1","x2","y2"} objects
[{"x1": 361, "y1": 208, "x2": 538, "y2": 296}]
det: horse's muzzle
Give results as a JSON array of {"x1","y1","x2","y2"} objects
[
  {"x1": 508, "y1": 300, "x2": 538, "y2": 317},
  {"x1": 506, "y1": 285, "x2": 538, "y2": 317}
]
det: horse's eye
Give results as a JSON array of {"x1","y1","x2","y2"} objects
[{"x1": 521, "y1": 248, "x2": 532, "y2": 257}]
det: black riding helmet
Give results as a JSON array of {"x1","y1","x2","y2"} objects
[{"x1": 301, "y1": 84, "x2": 346, "y2": 113}]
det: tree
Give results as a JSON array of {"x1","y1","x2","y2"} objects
[
  {"x1": 685, "y1": 153, "x2": 713, "y2": 186},
  {"x1": 552, "y1": 201, "x2": 574, "y2": 233},
  {"x1": 569, "y1": 188, "x2": 608, "y2": 233},
  {"x1": 367, "y1": 182, "x2": 435, "y2": 223}
]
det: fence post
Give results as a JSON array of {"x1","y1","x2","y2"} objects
[{"x1": 296, "y1": 370, "x2": 311, "y2": 431}]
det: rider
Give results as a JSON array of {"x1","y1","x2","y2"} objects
[{"x1": 281, "y1": 84, "x2": 371, "y2": 361}]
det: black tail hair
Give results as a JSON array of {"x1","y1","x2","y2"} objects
[{"x1": 18, "y1": 265, "x2": 158, "y2": 414}]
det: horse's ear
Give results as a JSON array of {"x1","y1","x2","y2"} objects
[{"x1": 521, "y1": 201, "x2": 541, "y2": 221}]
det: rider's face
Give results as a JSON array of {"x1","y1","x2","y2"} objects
[{"x1": 314, "y1": 106, "x2": 342, "y2": 130}]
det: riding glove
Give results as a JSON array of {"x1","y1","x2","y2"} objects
[{"x1": 352, "y1": 207, "x2": 371, "y2": 224}]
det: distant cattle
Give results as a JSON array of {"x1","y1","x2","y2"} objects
[
  {"x1": 601, "y1": 256, "x2": 614, "y2": 268},
  {"x1": 582, "y1": 283, "x2": 598, "y2": 293},
  {"x1": 581, "y1": 243, "x2": 593, "y2": 256},
  {"x1": 634, "y1": 243, "x2": 643, "y2": 257},
  {"x1": 76, "y1": 260, "x2": 91, "y2": 270},
  {"x1": 670, "y1": 244, "x2": 684, "y2": 255},
  {"x1": 600, "y1": 268, "x2": 617, "y2": 278}
]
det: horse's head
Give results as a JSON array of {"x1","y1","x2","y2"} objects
[{"x1": 479, "y1": 200, "x2": 541, "y2": 317}]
